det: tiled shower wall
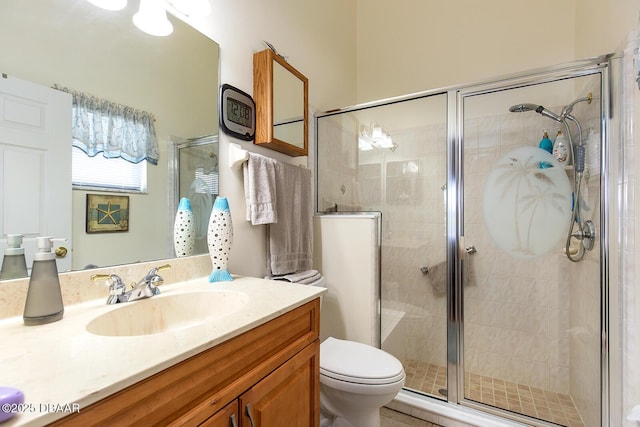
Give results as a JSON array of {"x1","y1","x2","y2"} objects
[
  {"x1": 373, "y1": 124, "x2": 448, "y2": 369},
  {"x1": 463, "y1": 96, "x2": 601, "y2": 426}
]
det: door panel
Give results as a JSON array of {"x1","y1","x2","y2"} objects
[
  {"x1": 240, "y1": 342, "x2": 319, "y2": 427},
  {"x1": 0, "y1": 74, "x2": 72, "y2": 272},
  {"x1": 460, "y1": 73, "x2": 602, "y2": 427}
]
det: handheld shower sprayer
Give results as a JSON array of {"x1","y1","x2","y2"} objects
[
  {"x1": 508, "y1": 103, "x2": 563, "y2": 122},
  {"x1": 508, "y1": 93, "x2": 595, "y2": 262}
]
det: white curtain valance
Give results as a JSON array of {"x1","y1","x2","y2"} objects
[{"x1": 53, "y1": 85, "x2": 159, "y2": 165}]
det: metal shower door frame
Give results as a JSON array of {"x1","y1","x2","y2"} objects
[{"x1": 447, "y1": 56, "x2": 613, "y2": 426}]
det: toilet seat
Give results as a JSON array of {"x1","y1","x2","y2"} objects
[{"x1": 320, "y1": 337, "x2": 405, "y2": 385}]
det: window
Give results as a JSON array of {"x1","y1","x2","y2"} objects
[
  {"x1": 72, "y1": 146, "x2": 147, "y2": 192},
  {"x1": 54, "y1": 85, "x2": 158, "y2": 193}
]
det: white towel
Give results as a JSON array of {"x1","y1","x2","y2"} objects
[
  {"x1": 267, "y1": 162, "x2": 313, "y2": 276},
  {"x1": 298, "y1": 272, "x2": 323, "y2": 284},
  {"x1": 269, "y1": 269, "x2": 318, "y2": 282},
  {"x1": 243, "y1": 153, "x2": 278, "y2": 225}
]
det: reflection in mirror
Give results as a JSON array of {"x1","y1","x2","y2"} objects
[
  {"x1": 175, "y1": 135, "x2": 219, "y2": 256},
  {"x1": 273, "y1": 61, "x2": 305, "y2": 148},
  {"x1": 0, "y1": 235, "x2": 29, "y2": 279},
  {"x1": 253, "y1": 49, "x2": 308, "y2": 156},
  {"x1": 0, "y1": 0, "x2": 219, "y2": 278}
]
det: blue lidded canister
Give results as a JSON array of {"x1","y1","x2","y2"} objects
[{"x1": 538, "y1": 130, "x2": 553, "y2": 168}]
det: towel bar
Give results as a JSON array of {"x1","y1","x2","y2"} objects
[{"x1": 229, "y1": 142, "x2": 249, "y2": 168}]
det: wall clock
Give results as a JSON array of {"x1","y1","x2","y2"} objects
[{"x1": 219, "y1": 84, "x2": 255, "y2": 141}]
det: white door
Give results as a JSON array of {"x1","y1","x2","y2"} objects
[{"x1": 0, "y1": 74, "x2": 72, "y2": 273}]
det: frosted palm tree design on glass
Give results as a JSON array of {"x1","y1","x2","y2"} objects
[{"x1": 483, "y1": 146, "x2": 571, "y2": 258}]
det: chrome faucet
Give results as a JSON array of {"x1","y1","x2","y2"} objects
[{"x1": 91, "y1": 264, "x2": 171, "y2": 305}]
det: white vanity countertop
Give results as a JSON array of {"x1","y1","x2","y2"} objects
[{"x1": 0, "y1": 276, "x2": 325, "y2": 426}]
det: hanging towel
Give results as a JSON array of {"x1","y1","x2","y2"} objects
[
  {"x1": 243, "y1": 153, "x2": 278, "y2": 225},
  {"x1": 267, "y1": 162, "x2": 313, "y2": 276}
]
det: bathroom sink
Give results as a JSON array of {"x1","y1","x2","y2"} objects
[{"x1": 86, "y1": 290, "x2": 249, "y2": 337}]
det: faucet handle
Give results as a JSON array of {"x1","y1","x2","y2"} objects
[
  {"x1": 144, "y1": 264, "x2": 170, "y2": 294},
  {"x1": 91, "y1": 273, "x2": 123, "y2": 284},
  {"x1": 149, "y1": 264, "x2": 171, "y2": 275},
  {"x1": 90, "y1": 273, "x2": 111, "y2": 283},
  {"x1": 91, "y1": 273, "x2": 126, "y2": 304},
  {"x1": 91, "y1": 273, "x2": 125, "y2": 292},
  {"x1": 142, "y1": 264, "x2": 171, "y2": 282}
]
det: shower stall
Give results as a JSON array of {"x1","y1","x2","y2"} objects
[{"x1": 315, "y1": 55, "x2": 615, "y2": 427}]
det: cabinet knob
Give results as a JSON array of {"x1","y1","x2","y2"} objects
[{"x1": 230, "y1": 413, "x2": 237, "y2": 427}]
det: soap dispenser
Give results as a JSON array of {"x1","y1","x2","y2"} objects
[
  {"x1": 553, "y1": 129, "x2": 571, "y2": 165},
  {"x1": 0, "y1": 234, "x2": 28, "y2": 279},
  {"x1": 538, "y1": 130, "x2": 553, "y2": 169},
  {"x1": 23, "y1": 237, "x2": 64, "y2": 326}
]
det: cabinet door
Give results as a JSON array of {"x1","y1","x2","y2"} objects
[
  {"x1": 240, "y1": 341, "x2": 320, "y2": 427},
  {"x1": 200, "y1": 400, "x2": 239, "y2": 427}
]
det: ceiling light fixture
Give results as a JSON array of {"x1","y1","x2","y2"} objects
[
  {"x1": 87, "y1": 0, "x2": 213, "y2": 37},
  {"x1": 133, "y1": 0, "x2": 173, "y2": 36},
  {"x1": 359, "y1": 124, "x2": 397, "y2": 152}
]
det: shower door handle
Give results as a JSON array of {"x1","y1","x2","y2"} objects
[{"x1": 458, "y1": 236, "x2": 478, "y2": 259}]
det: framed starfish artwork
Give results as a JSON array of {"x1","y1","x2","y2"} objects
[{"x1": 86, "y1": 194, "x2": 130, "y2": 233}]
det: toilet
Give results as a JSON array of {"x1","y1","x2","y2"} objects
[
  {"x1": 306, "y1": 276, "x2": 405, "y2": 427},
  {"x1": 319, "y1": 337, "x2": 405, "y2": 427}
]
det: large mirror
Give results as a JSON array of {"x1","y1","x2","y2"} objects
[
  {"x1": 253, "y1": 49, "x2": 308, "y2": 156},
  {"x1": 0, "y1": 0, "x2": 219, "y2": 277}
]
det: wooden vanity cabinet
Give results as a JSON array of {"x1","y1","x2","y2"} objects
[
  {"x1": 201, "y1": 342, "x2": 319, "y2": 427},
  {"x1": 51, "y1": 299, "x2": 320, "y2": 427}
]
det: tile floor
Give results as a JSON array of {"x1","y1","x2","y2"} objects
[
  {"x1": 403, "y1": 360, "x2": 585, "y2": 427},
  {"x1": 381, "y1": 407, "x2": 443, "y2": 427}
]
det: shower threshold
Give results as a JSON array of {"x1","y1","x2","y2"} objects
[{"x1": 402, "y1": 360, "x2": 585, "y2": 427}]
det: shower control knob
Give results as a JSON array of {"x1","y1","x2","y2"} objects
[{"x1": 572, "y1": 220, "x2": 596, "y2": 251}]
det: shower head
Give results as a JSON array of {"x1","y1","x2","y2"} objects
[
  {"x1": 508, "y1": 103, "x2": 539, "y2": 113},
  {"x1": 508, "y1": 103, "x2": 563, "y2": 123}
]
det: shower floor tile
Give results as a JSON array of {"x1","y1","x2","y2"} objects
[{"x1": 403, "y1": 360, "x2": 585, "y2": 427}]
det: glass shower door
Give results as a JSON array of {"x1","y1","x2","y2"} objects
[
  {"x1": 316, "y1": 92, "x2": 450, "y2": 401},
  {"x1": 459, "y1": 72, "x2": 603, "y2": 427},
  {"x1": 374, "y1": 94, "x2": 450, "y2": 401}
]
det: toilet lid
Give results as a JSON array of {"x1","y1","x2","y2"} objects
[{"x1": 320, "y1": 337, "x2": 405, "y2": 385}]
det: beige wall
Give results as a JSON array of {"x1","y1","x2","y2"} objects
[
  {"x1": 355, "y1": 0, "x2": 575, "y2": 103},
  {"x1": 184, "y1": 0, "x2": 358, "y2": 278},
  {"x1": 355, "y1": 0, "x2": 639, "y2": 104},
  {"x1": 575, "y1": 0, "x2": 639, "y2": 58}
]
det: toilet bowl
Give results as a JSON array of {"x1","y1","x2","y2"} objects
[{"x1": 319, "y1": 337, "x2": 405, "y2": 427}]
